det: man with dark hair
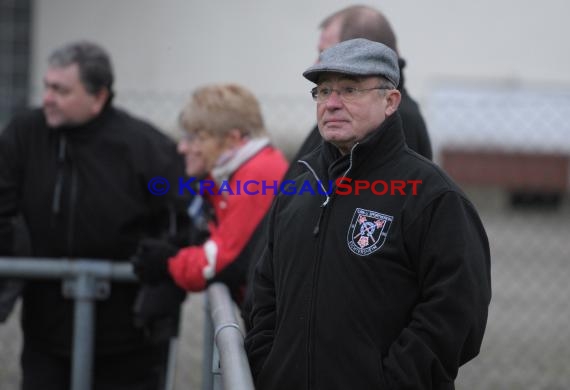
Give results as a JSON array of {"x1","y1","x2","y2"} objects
[
  {"x1": 291, "y1": 5, "x2": 432, "y2": 172},
  {"x1": 246, "y1": 39, "x2": 491, "y2": 389},
  {"x1": 0, "y1": 40, "x2": 189, "y2": 389}
]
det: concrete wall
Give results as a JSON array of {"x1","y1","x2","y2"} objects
[
  {"x1": 31, "y1": 0, "x2": 570, "y2": 93},
  {"x1": 29, "y1": 0, "x2": 570, "y2": 152}
]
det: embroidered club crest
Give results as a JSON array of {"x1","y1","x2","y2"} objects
[{"x1": 347, "y1": 208, "x2": 393, "y2": 256}]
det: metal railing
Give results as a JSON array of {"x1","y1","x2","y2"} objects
[
  {"x1": 202, "y1": 283, "x2": 254, "y2": 390},
  {"x1": 0, "y1": 258, "x2": 254, "y2": 390},
  {"x1": 0, "y1": 258, "x2": 161, "y2": 390},
  {"x1": 0, "y1": 258, "x2": 136, "y2": 389}
]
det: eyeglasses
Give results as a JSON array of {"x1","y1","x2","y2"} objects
[
  {"x1": 310, "y1": 85, "x2": 392, "y2": 103},
  {"x1": 179, "y1": 132, "x2": 198, "y2": 143}
]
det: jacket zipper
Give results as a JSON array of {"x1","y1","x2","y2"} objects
[
  {"x1": 298, "y1": 160, "x2": 330, "y2": 236},
  {"x1": 67, "y1": 160, "x2": 78, "y2": 257},
  {"x1": 298, "y1": 146, "x2": 356, "y2": 389},
  {"x1": 51, "y1": 133, "x2": 67, "y2": 218},
  {"x1": 298, "y1": 146, "x2": 356, "y2": 236},
  {"x1": 52, "y1": 133, "x2": 78, "y2": 257}
]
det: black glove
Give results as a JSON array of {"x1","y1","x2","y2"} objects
[
  {"x1": 131, "y1": 238, "x2": 179, "y2": 284},
  {"x1": 133, "y1": 279, "x2": 187, "y2": 344}
]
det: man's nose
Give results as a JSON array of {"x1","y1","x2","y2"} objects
[
  {"x1": 324, "y1": 90, "x2": 343, "y2": 108},
  {"x1": 43, "y1": 89, "x2": 54, "y2": 105}
]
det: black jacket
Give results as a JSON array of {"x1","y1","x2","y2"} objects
[
  {"x1": 242, "y1": 60, "x2": 432, "y2": 326},
  {"x1": 396, "y1": 58, "x2": 432, "y2": 160},
  {"x1": 0, "y1": 106, "x2": 189, "y2": 355},
  {"x1": 246, "y1": 113, "x2": 491, "y2": 390}
]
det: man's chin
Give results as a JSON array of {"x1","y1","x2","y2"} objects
[
  {"x1": 45, "y1": 116, "x2": 76, "y2": 129},
  {"x1": 322, "y1": 130, "x2": 350, "y2": 145},
  {"x1": 44, "y1": 113, "x2": 62, "y2": 128},
  {"x1": 46, "y1": 120, "x2": 63, "y2": 129}
]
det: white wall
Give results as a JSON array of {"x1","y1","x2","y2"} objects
[
  {"x1": 32, "y1": 0, "x2": 570, "y2": 93},
  {"x1": 30, "y1": 0, "x2": 570, "y2": 151}
]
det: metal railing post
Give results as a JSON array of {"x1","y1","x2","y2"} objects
[{"x1": 65, "y1": 272, "x2": 98, "y2": 390}]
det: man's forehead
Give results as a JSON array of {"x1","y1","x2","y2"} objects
[
  {"x1": 318, "y1": 18, "x2": 342, "y2": 53},
  {"x1": 44, "y1": 64, "x2": 80, "y2": 83}
]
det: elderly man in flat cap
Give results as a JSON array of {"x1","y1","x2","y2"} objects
[{"x1": 245, "y1": 38, "x2": 492, "y2": 390}]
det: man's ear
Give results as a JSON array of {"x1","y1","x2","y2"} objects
[
  {"x1": 385, "y1": 90, "x2": 402, "y2": 117},
  {"x1": 91, "y1": 88, "x2": 110, "y2": 116}
]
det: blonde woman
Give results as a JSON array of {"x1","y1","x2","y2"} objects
[{"x1": 133, "y1": 84, "x2": 288, "y2": 302}]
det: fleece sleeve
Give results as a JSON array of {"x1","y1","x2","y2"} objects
[{"x1": 383, "y1": 191, "x2": 492, "y2": 389}]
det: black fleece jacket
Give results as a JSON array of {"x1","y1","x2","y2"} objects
[
  {"x1": 0, "y1": 106, "x2": 189, "y2": 355},
  {"x1": 246, "y1": 112, "x2": 491, "y2": 390}
]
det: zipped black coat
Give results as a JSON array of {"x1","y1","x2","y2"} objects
[
  {"x1": 0, "y1": 106, "x2": 189, "y2": 355},
  {"x1": 246, "y1": 113, "x2": 491, "y2": 390}
]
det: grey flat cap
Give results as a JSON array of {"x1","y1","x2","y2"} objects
[{"x1": 303, "y1": 38, "x2": 400, "y2": 86}]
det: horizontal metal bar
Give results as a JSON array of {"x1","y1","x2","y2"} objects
[{"x1": 0, "y1": 258, "x2": 136, "y2": 281}]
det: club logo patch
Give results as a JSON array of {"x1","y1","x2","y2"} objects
[{"x1": 347, "y1": 208, "x2": 393, "y2": 256}]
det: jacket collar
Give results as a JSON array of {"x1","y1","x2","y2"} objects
[
  {"x1": 50, "y1": 105, "x2": 114, "y2": 137},
  {"x1": 301, "y1": 112, "x2": 406, "y2": 182},
  {"x1": 210, "y1": 137, "x2": 271, "y2": 185}
]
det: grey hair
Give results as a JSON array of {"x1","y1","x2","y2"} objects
[
  {"x1": 48, "y1": 41, "x2": 114, "y2": 98},
  {"x1": 379, "y1": 77, "x2": 397, "y2": 90}
]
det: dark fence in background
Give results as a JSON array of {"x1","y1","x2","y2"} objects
[{"x1": 425, "y1": 83, "x2": 570, "y2": 390}]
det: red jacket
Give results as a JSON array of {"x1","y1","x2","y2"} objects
[{"x1": 168, "y1": 144, "x2": 288, "y2": 291}]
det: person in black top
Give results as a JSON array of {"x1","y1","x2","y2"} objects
[
  {"x1": 245, "y1": 38, "x2": 491, "y2": 390},
  {"x1": 242, "y1": 5, "x2": 434, "y2": 330},
  {"x1": 0, "y1": 41, "x2": 189, "y2": 390}
]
